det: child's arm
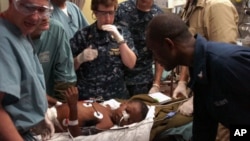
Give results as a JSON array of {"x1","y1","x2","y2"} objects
[{"x1": 65, "y1": 86, "x2": 81, "y2": 137}]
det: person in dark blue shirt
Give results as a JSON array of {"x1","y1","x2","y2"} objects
[{"x1": 146, "y1": 12, "x2": 250, "y2": 141}]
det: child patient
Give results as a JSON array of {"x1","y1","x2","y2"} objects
[{"x1": 47, "y1": 86, "x2": 149, "y2": 137}]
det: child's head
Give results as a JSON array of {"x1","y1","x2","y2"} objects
[{"x1": 112, "y1": 99, "x2": 148, "y2": 126}]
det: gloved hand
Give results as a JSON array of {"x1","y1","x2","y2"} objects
[
  {"x1": 47, "y1": 106, "x2": 65, "y2": 132},
  {"x1": 31, "y1": 110, "x2": 55, "y2": 141},
  {"x1": 102, "y1": 24, "x2": 124, "y2": 43},
  {"x1": 148, "y1": 84, "x2": 160, "y2": 94},
  {"x1": 172, "y1": 81, "x2": 188, "y2": 99},
  {"x1": 42, "y1": 112, "x2": 55, "y2": 140},
  {"x1": 76, "y1": 45, "x2": 98, "y2": 64},
  {"x1": 177, "y1": 96, "x2": 193, "y2": 116}
]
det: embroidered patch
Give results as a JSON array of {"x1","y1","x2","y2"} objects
[
  {"x1": 214, "y1": 99, "x2": 228, "y2": 107},
  {"x1": 197, "y1": 71, "x2": 203, "y2": 78},
  {"x1": 109, "y1": 48, "x2": 120, "y2": 55},
  {"x1": 38, "y1": 51, "x2": 50, "y2": 63}
]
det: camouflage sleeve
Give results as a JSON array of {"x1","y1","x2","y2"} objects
[{"x1": 120, "y1": 26, "x2": 138, "y2": 56}]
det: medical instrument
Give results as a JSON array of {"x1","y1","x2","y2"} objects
[
  {"x1": 93, "y1": 105, "x2": 103, "y2": 120},
  {"x1": 82, "y1": 97, "x2": 104, "y2": 120},
  {"x1": 165, "y1": 111, "x2": 177, "y2": 119},
  {"x1": 83, "y1": 103, "x2": 92, "y2": 107},
  {"x1": 119, "y1": 110, "x2": 130, "y2": 126}
]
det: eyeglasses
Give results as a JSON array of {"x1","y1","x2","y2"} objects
[
  {"x1": 13, "y1": 0, "x2": 53, "y2": 18},
  {"x1": 95, "y1": 10, "x2": 115, "y2": 16}
]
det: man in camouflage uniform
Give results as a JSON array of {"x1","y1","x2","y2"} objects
[
  {"x1": 115, "y1": 0, "x2": 163, "y2": 96},
  {"x1": 70, "y1": 0, "x2": 137, "y2": 100}
]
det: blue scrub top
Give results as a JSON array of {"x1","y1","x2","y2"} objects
[
  {"x1": 33, "y1": 19, "x2": 76, "y2": 99},
  {"x1": 51, "y1": 1, "x2": 89, "y2": 39},
  {"x1": 0, "y1": 18, "x2": 47, "y2": 133}
]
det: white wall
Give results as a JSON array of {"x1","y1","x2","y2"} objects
[{"x1": 0, "y1": 0, "x2": 8, "y2": 12}]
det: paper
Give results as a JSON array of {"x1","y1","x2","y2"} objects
[{"x1": 148, "y1": 92, "x2": 172, "y2": 104}]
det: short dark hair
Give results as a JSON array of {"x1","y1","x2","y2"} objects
[
  {"x1": 91, "y1": 0, "x2": 118, "y2": 11},
  {"x1": 146, "y1": 12, "x2": 192, "y2": 45},
  {"x1": 128, "y1": 99, "x2": 148, "y2": 120}
]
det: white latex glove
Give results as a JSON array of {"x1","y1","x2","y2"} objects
[
  {"x1": 47, "y1": 106, "x2": 65, "y2": 132},
  {"x1": 31, "y1": 109, "x2": 55, "y2": 141},
  {"x1": 102, "y1": 24, "x2": 124, "y2": 42},
  {"x1": 148, "y1": 84, "x2": 160, "y2": 94},
  {"x1": 46, "y1": 107, "x2": 58, "y2": 125},
  {"x1": 76, "y1": 45, "x2": 98, "y2": 64},
  {"x1": 178, "y1": 97, "x2": 193, "y2": 116},
  {"x1": 172, "y1": 81, "x2": 188, "y2": 99},
  {"x1": 42, "y1": 112, "x2": 55, "y2": 140}
]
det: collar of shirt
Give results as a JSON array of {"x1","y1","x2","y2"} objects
[{"x1": 188, "y1": 34, "x2": 208, "y2": 88}]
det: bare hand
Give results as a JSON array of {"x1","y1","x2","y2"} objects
[{"x1": 65, "y1": 86, "x2": 79, "y2": 107}]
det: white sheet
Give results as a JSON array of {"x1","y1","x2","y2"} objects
[{"x1": 36, "y1": 103, "x2": 155, "y2": 141}]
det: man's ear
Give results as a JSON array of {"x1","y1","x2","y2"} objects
[{"x1": 163, "y1": 38, "x2": 175, "y2": 50}]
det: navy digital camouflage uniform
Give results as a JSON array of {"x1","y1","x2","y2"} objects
[
  {"x1": 115, "y1": 0, "x2": 163, "y2": 96},
  {"x1": 70, "y1": 22, "x2": 137, "y2": 100}
]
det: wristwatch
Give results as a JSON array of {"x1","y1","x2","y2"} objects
[{"x1": 117, "y1": 40, "x2": 126, "y2": 45}]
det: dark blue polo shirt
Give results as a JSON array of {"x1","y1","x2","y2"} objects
[{"x1": 188, "y1": 34, "x2": 250, "y2": 141}]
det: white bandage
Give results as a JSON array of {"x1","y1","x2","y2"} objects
[
  {"x1": 47, "y1": 107, "x2": 64, "y2": 131},
  {"x1": 47, "y1": 106, "x2": 57, "y2": 122},
  {"x1": 68, "y1": 120, "x2": 79, "y2": 126},
  {"x1": 122, "y1": 110, "x2": 130, "y2": 121},
  {"x1": 55, "y1": 101, "x2": 62, "y2": 106}
]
